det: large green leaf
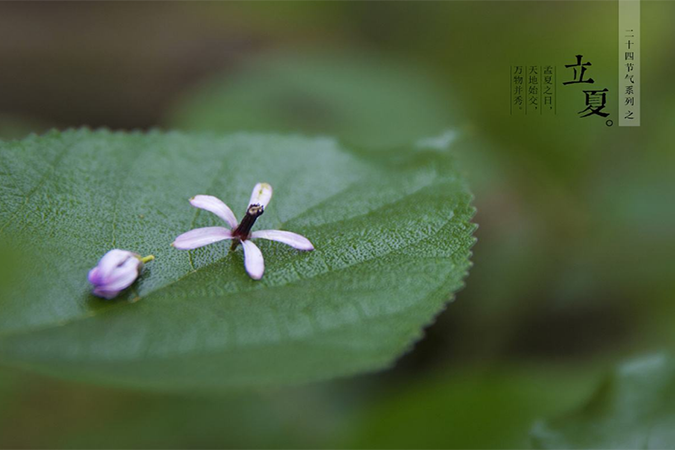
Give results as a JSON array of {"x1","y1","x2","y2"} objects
[
  {"x1": 532, "y1": 353, "x2": 675, "y2": 448},
  {"x1": 344, "y1": 366, "x2": 597, "y2": 449},
  {"x1": 0, "y1": 129, "x2": 475, "y2": 390},
  {"x1": 0, "y1": 366, "x2": 349, "y2": 448},
  {"x1": 166, "y1": 52, "x2": 457, "y2": 150}
]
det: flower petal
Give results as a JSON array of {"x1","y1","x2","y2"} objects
[
  {"x1": 250, "y1": 230, "x2": 314, "y2": 251},
  {"x1": 87, "y1": 266, "x2": 102, "y2": 285},
  {"x1": 94, "y1": 249, "x2": 136, "y2": 281},
  {"x1": 172, "y1": 227, "x2": 233, "y2": 250},
  {"x1": 241, "y1": 240, "x2": 265, "y2": 280},
  {"x1": 101, "y1": 257, "x2": 141, "y2": 291},
  {"x1": 190, "y1": 195, "x2": 238, "y2": 229},
  {"x1": 248, "y1": 182, "x2": 273, "y2": 209},
  {"x1": 92, "y1": 287, "x2": 122, "y2": 300},
  {"x1": 89, "y1": 252, "x2": 142, "y2": 299}
]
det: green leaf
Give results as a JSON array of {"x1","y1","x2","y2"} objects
[
  {"x1": 0, "y1": 367, "x2": 349, "y2": 448},
  {"x1": 0, "y1": 129, "x2": 475, "y2": 390},
  {"x1": 166, "y1": 52, "x2": 457, "y2": 150},
  {"x1": 345, "y1": 366, "x2": 597, "y2": 449},
  {"x1": 532, "y1": 353, "x2": 675, "y2": 449}
]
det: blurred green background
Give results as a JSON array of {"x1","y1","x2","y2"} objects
[{"x1": 0, "y1": 1, "x2": 673, "y2": 448}]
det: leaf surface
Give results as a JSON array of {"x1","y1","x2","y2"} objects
[
  {"x1": 532, "y1": 353, "x2": 675, "y2": 449},
  {"x1": 167, "y1": 52, "x2": 456, "y2": 150},
  {"x1": 0, "y1": 129, "x2": 475, "y2": 390}
]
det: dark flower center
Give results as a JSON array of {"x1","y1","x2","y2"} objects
[{"x1": 231, "y1": 204, "x2": 264, "y2": 249}]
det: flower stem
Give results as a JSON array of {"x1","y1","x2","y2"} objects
[
  {"x1": 233, "y1": 204, "x2": 264, "y2": 239},
  {"x1": 140, "y1": 255, "x2": 155, "y2": 264}
]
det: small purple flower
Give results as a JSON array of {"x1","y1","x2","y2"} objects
[
  {"x1": 172, "y1": 182, "x2": 314, "y2": 280},
  {"x1": 88, "y1": 249, "x2": 154, "y2": 299}
]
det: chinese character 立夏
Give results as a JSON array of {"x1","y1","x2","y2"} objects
[
  {"x1": 579, "y1": 88, "x2": 609, "y2": 118},
  {"x1": 564, "y1": 55, "x2": 595, "y2": 85}
]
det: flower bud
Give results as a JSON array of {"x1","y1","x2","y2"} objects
[{"x1": 88, "y1": 249, "x2": 152, "y2": 299}]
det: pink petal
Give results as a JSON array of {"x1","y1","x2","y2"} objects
[
  {"x1": 87, "y1": 266, "x2": 102, "y2": 285},
  {"x1": 190, "y1": 195, "x2": 238, "y2": 229},
  {"x1": 248, "y1": 183, "x2": 273, "y2": 209},
  {"x1": 88, "y1": 250, "x2": 142, "y2": 299},
  {"x1": 241, "y1": 240, "x2": 265, "y2": 280},
  {"x1": 250, "y1": 230, "x2": 314, "y2": 251},
  {"x1": 92, "y1": 287, "x2": 122, "y2": 300},
  {"x1": 102, "y1": 257, "x2": 141, "y2": 291},
  {"x1": 172, "y1": 227, "x2": 233, "y2": 250},
  {"x1": 94, "y1": 249, "x2": 136, "y2": 281}
]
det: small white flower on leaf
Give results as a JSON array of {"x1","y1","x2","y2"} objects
[
  {"x1": 172, "y1": 183, "x2": 314, "y2": 280},
  {"x1": 88, "y1": 249, "x2": 154, "y2": 299}
]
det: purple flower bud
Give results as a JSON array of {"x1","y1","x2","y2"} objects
[{"x1": 88, "y1": 249, "x2": 153, "y2": 299}]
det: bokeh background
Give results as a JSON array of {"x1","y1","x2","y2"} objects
[{"x1": 0, "y1": 1, "x2": 673, "y2": 448}]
